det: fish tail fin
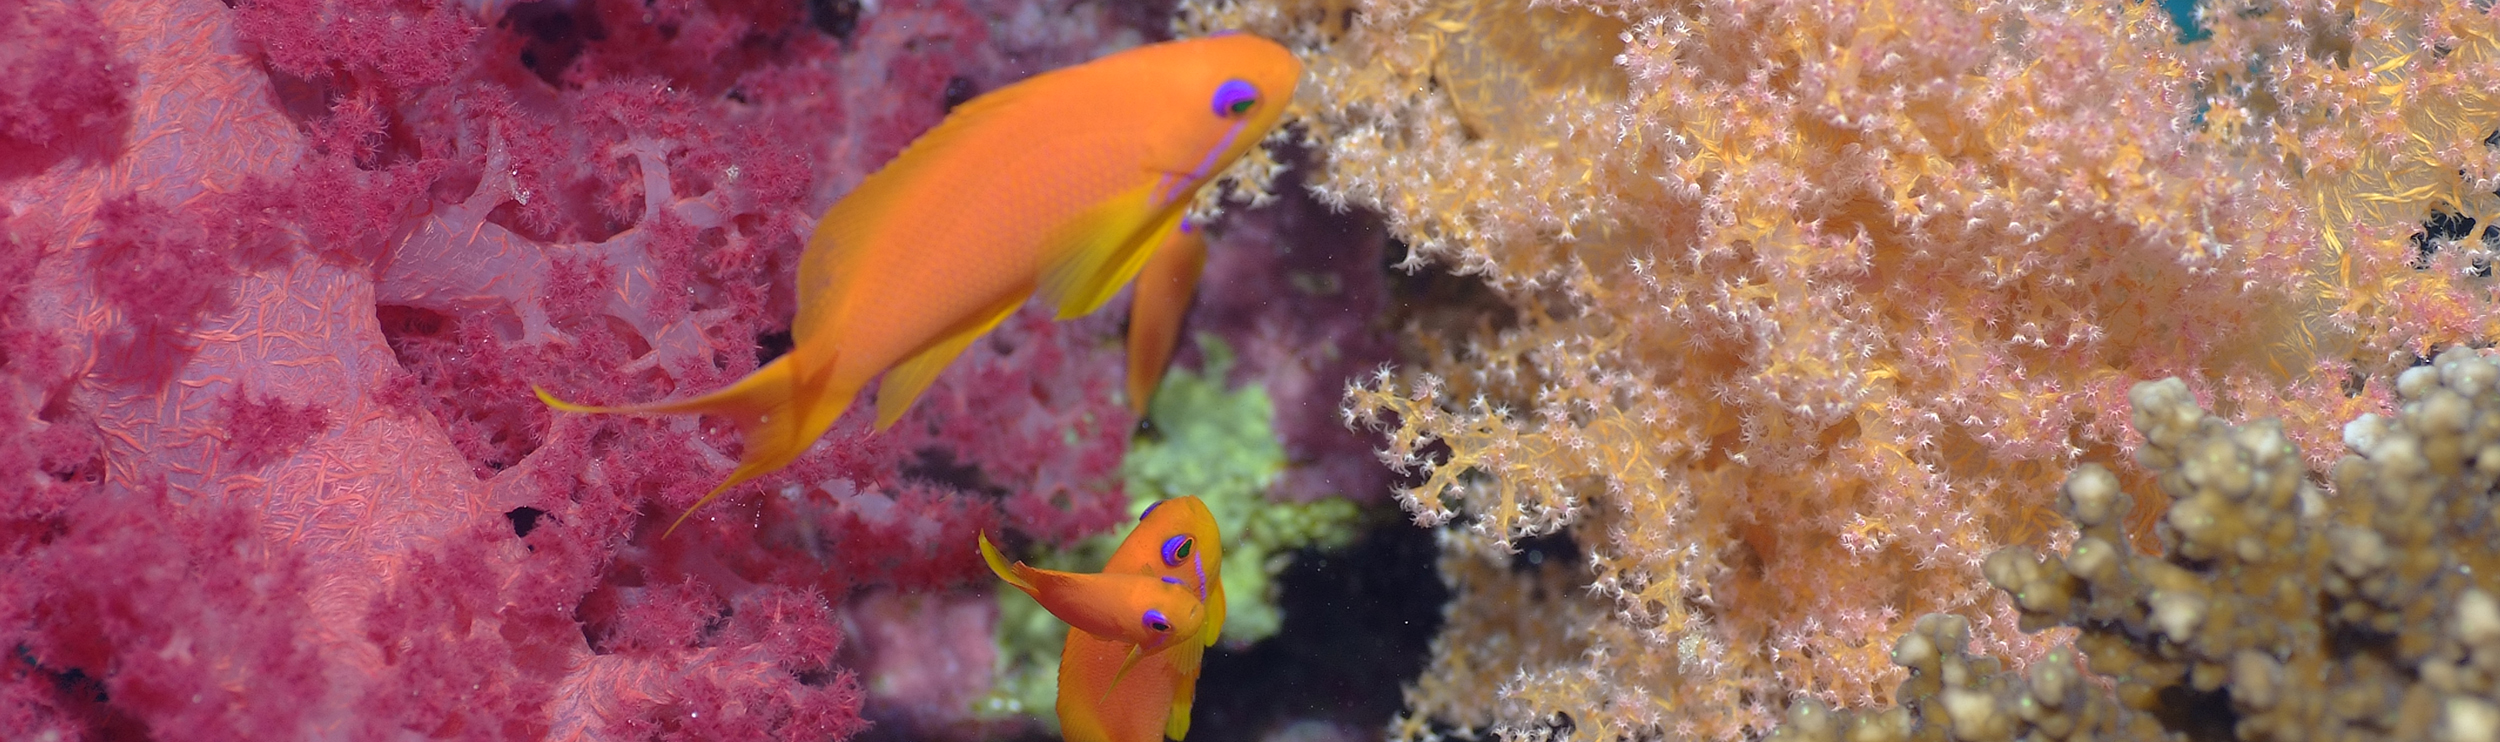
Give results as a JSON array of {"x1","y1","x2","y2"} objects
[
  {"x1": 538, "y1": 354, "x2": 849, "y2": 538},
  {"x1": 978, "y1": 532, "x2": 1039, "y2": 595}
]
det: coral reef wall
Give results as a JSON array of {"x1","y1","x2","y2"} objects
[
  {"x1": 1171, "y1": 0, "x2": 2500, "y2": 737},
  {"x1": 1773, "y1": 348, "x2": 2500, "y2": 742},
  {"x1": 0, "y1": 0, "x2": 1170, "y2": 737}
]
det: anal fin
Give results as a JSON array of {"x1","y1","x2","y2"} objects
[{"x1": 873, "y1": 290, "x2": 1029, "y2": 429}]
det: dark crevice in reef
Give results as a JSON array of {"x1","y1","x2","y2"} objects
[
  {"x1": 2149, "y1": 684, "x2": 2239, "y2": 742},
  {"x1": 1192, "y1": 514, "x2": 1449, "y2": 742},
  {"x1": 1509, "y1": 529, "x2": 1579, "y2": 574}
]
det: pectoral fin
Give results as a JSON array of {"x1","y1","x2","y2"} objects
[
  {"x1": 1105, "y1": 643, "x2": 1145, "y2": 698},
  {"x1": 1163, "y1": 640, "x2": 1205, "y2": 739},
  {"x1": 1036, "y1": 181, "x2": 1189, "y2": 321},
  {"x1": 1125, "y1": 227, "x2": 1207, "y2": 416}
]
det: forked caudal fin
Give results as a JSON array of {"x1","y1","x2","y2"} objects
[{"x1": 535, "y1": 352, "x2": 849, "y2": 536}]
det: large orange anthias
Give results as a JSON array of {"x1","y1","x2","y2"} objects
[
  {"x1": 983, "y1": 495, "x2": 1226, "y2": 742},
  {"x1": 537, "y1": 35, "x2": 1303, "y2": 533}
]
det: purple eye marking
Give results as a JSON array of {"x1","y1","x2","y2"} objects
[
  {"x1": 1161, "y1": 576, "x2": 1182, "y2": 585},
  {"x1": 1210, "y1": 79, "x2": 1259, "y2": 118},
  {"x1": 1161, "y1": 535, "x2": 1194, "y2": 567},
  {"x1": 1143, "y1": 609, "x2": 1171, "y2": 633},
  {"x1": 1160, "y1": 81, "x2": 1261, "y2": 206},
  {"x1": 1138, "y1": 500, "x2": 1164, "y2": 521}
]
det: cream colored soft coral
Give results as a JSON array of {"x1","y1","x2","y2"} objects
[
  {"x1": 1780, "y1": 348, "x2": 2500, "y2": 741},
  {"x1": 1188, "y1": 0, "x2": 2500, "y2": 738}
]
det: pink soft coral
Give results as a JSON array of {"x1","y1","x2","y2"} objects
[
  {"x1": 0, "y1": 0, "x2": 1148, "y2": 737},
  {"x1": 0, "y1": 0, "x2": 128, "y2": 178}
]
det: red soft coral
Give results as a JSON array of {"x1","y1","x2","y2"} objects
[
  {"x1": 355, "y1": 521, "x2": 572, "y2": 740},
  {"x1": 232, "y1": 0, "x2": 477, "y2": 90},
  {"x1": 8, "y1": 485, "x2": 327, "y2": 741},
  {"x1": 83, "y1": 193, "x2": 236, "y2": 386},
  {"x1": 218, "y1": 390, "x2": 332, "y2": 470},
  {"x1": 0, "y1": 0, "x2": 1157, "y2": 737},
  {"x1": 0, "y1": 0, "x2": 130, "y2": 178}
]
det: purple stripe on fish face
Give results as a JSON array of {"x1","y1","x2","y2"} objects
[
  {"x1": 1153, "y1": 173, "x2": 1181, "y2": 208},
  {"x1": 1158, "y1": 533, "x2": 1211, "y2": 601},
  {"x1": 1156, "y1": 118, "x2": 1250, "y2": 207},
  {"x1": 1185, "y1": 120, "x2": 1249, "y2": 182},
  {"x1": 1139, "y1": 499, "x2": 1164, "y2": 521}
]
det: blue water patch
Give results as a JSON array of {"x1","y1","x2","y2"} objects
[{"x1": 2163, "y1": 0, "x2": 2211, "y2": 42}]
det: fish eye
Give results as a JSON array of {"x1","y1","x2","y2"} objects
[
  {"x1": 1210, "y1": 79, "x2": 1260, "y2": 118},
  {"x1": 1161, "y1": 535, "x2": 1194, "y2": 566},
  {"x1": 1143, "y1": 609, "x2": 1172, "y2": 633}
]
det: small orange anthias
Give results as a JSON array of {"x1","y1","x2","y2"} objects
[
  {"x1": 536, "y1": 34, "x2": 1304, "y2": 533},
  {"x1": 983, "y1": 496, "x2": 1226, "y2": 742}
]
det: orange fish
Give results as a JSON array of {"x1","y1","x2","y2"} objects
[
  {"x1": 988, "y1": 495, "x2": 1225, "y2": 742},
  {"x1": 980, "y1": 533, "x2": 1207, "y2": 660},
  {"x1": 537, "y1": 35, "x2": 1303, "y2": 534}
]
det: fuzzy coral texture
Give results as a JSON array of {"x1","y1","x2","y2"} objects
[
  {"x1": 1774, "y1": 348, "x2": 2500, "y2": 742},
  {"x1": 0, "y1": 0, "x2": 1174, "y2": 737},
  {"x1": 1170, "y1": 0, "x2": 2500, "y2": 736}
]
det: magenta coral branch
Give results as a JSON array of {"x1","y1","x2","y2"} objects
[
  {"x1": 2, "y1": 0, "x2": 1149, "y2": 736},
  {"x1": 379, "y1": 132, "x2": 738, "y2": 372}
]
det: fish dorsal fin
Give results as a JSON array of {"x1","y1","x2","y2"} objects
[
  {"x1": 873, "y1": 289, "x2": 1030, "y2": 429},
  {"x1": 1036, "y1": 182, "x2": 1189, "y2": 320},
  {"x1": 795, "y1": 76, "x2": 1044, "y2": 347},
  {"x1": 796, "y1": 171, "x2": 897, "y2": 350}
]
